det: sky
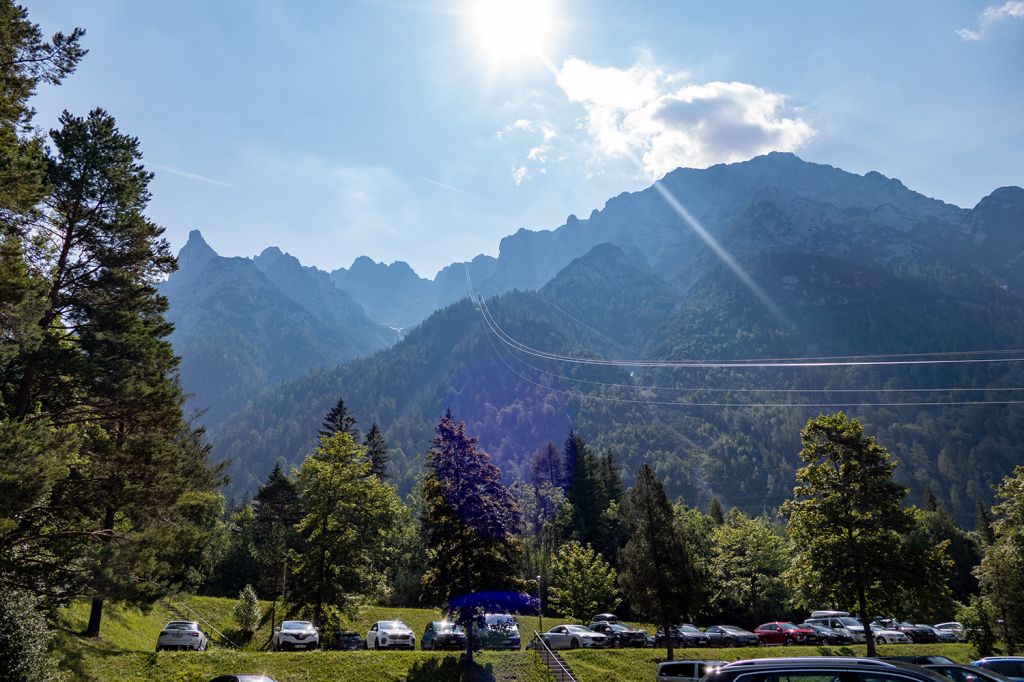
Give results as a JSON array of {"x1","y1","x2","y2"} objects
[{"x1": 26, "y1": 0, "x2": 1024, "y2": 277}]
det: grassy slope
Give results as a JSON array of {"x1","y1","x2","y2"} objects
[
  {"x1": 54, "y1": 598, "x2": 550, "y2": 682},
  {"x1": 564, "y1": 643, "x2": 978, "y2": 682}
]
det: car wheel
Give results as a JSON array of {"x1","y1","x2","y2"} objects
[
  {"x1": 783, "y1": 637, "x2": 793, "y2": 646},
  {"x1": 876, "y1": 636, "x2": 885, "y2": 644},
  {"x1": 373, "y1": 638, "x2": 380, "y2": 650},
  {"x1": 570, "y1": 639, "x2": 579, "y2": 649},
  {"x1": 543, "y1": 639, "x2": 551, "y2": 649}
]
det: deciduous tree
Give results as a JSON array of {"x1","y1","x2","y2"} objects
[{"x1": 549, "y1": 541, "x2": 618, "y2": 623}]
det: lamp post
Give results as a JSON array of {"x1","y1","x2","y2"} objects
[{"x1": 536, "y1": 575, "x2": 543, "y2": 633}]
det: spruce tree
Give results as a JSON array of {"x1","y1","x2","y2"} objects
[
  {"x1": 421, "y1": 410, "x2": 525, "y2": 661},
  {"x1": 363, "y1": 422, "x2": 389, "y2": 480},
  {"x1": 318, "y1": 397, "x2": 359, "y2": 441},
  {"x1": 563, "y1": 432, "x2": 601, "y2": 546},
  {"x1": 530, "y1": 442, "x2": 563, "y2": 490},
  {"x1": 618, "y1": 465, "x2": 701, "y2": 661},
  {"x1": 253, "y1": 463, "x2": 301, "y2": 597}
]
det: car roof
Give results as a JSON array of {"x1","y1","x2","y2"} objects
[{"x1": 659, "y1": 660, "x2": 726, "y2": 668}]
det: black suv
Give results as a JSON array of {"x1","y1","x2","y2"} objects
[
  {"x1": 590, "y1": 621, "x2": 648, "y2": 647},
  {"x1": 704, "y1": 657, "x2": 950, "y2": 682}
]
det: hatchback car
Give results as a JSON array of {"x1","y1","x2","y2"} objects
[
  {"x1": 271, "y1": 620, "x2": 319, "y2": 651},
  {"x1": 422, "y1": 621, "x2": 467, "y2": 650},
  {"x1": 656, "y1": 624, "x2": 714, "y2": 647},
  {"x1": 657, "y1": 659, "x2": 726, "y2": 682},
  {"x1": 935, "y1": 622, "x2": 966, "y2": 642},
  {"x1": 330, "y1": 630, "x2": 364, "y2": 650},
  {"x1": 156, "y1": 621, "x2": 208, "y2": 651},
  {"x1": 704, "y1": 625, "x2": 760, "y2": 647},
  {"x1": 803, "y1": 623, "x2": 854, "y2": 645},
  {"x1": 366, "y1": 620, "x2": 416, "y2": 650},
  {"x1": 972, "y1": 658, "x2": 1024, "y2": 682}
]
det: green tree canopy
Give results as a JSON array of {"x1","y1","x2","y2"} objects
[
  {"x1": 783, "y1": 412, "x2": 951, "y2": 657},
  {"x1": 548, "y1": 541, "x2": 619, "y2": 623}
]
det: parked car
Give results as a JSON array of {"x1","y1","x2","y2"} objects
[
  {"x1": 804, "y1": 615, "x2": 867, "y2": 643},
  {"x1": 927, "y1": 663, "x2": 1015, "y2": 682},
  {"x1": 935, "y1": 622, "x2": 967, "y2": 642},
  {"x1": 208, "y1": 677, "x2": 278, "y2": 682},
  {"x1": 753, "y1": 622, "x2": 819, "y2": 646},
  {"x1": 656, "y1": 659, "x2": 726, "y2": 682},
  {"x1": 271, "y1": 620, "x2": 319, "y2": 651},
  {"x1": 540, "y1": 624, "x2": 608, "y2": 650},
  {"x1": 917, "y1": 624, "x2": 959, "y2": 643},
  {"x1": 591, "y1": 612, "x2": 620, "y2": 624},
  {"x1": 330, "y1": 630, "x2": 364, "y2": 650},
  {"x1": 156, "y1": 621, "x2": 209, "y2": 651},
  {"x1": 802, "y1": 623, "x2": 854, "y2": 645},
  {"x1": 872, "y1": 625, "x2": 912, "y2": 644},
  {"x1": 473, "y1": 613, "x2": 520, "y2": 650},
  {"x1": 365, "y1": 620, "x2": 416, "y2": 650},
  {"x1": 656, "y1": 624, "x2": 713, "y2": 647},
  {"x1": 590, "y1": 621, "x2": 647, "y2": 647},
  {"x1": 705, "y1": 657, "x2": 950, "y2": 682},
  {"x1": 422, "y1": 621, "x2": 467, "y2": 650},
  {"x1": 972, "y1": 658, "x2": 1024, "y2": 682},
  {"x1": 879, "y1": 620, "x2": 938, "y2": 643},
  {"x1": 703, "y1": 625, "x2": 760, "y2": 647}
]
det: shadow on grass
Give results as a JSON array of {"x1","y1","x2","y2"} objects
[{"x1": 406, "y1": 656, "x2": 496, "y2": 682}]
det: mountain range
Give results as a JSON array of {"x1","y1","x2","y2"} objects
[{"x1": 162, "y1": 153, "x2": 1024, "y2": 525}]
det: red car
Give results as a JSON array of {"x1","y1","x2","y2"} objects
[{"x1": 754, "y1": 622, "x2": 820, "y2": 646}]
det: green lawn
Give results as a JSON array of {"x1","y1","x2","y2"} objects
[
  {"x1": 53, "y1": 597, "x2": 551, "y2": 681},
  {"x1": 563, "y1": 643, "x2": 979, "y2": 682}
]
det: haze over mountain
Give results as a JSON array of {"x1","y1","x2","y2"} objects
[{"x1": 162, "y1": 153, "x2": 1024, "y2": 524}]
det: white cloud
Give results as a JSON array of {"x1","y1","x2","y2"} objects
[
  {"x1": 499, "y1": 118, "x2": 559, "y2": 185},
  {"x1": 957, "y1": 1, "x2": 1024, "y2": 40},
  {"x1": 554, "y1": 56, "x2": 816, "y2": 178}
]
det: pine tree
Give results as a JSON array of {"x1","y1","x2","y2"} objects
[
  {"x1": 318, "y1": 397, "x2": 359, "y2": 441},
  {"x1": 707, "y1": 497, "x2": 725, "y2": 526},
  {"x1": 563, "y1": 432, "x2": 601, "y2": 545},
  {"x1": 420, "y1": 410, "x2": 525, "y2": 661},
  {"x1": 976, "y1": 501, "x2": 996, "y2": 545},
  {"x1": 363, "y1": 422, "x2": 389, "y2": 480},
  {"x1": 618, "y1": 465, "x2": 701, "y2": 661},
  {"x1": 530, "y1": 442, "x2": 564, "y2": 490}
]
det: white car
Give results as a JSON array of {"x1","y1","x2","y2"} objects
[
  {"x1": 272, "y1": 620, "x2": 319, "y2": 651},
  {"x1": 156, "y1": 620, "x2": 208, "y2": 651},
  {"x1": 540, "y1": 624, "x2": 608, "y2": 650},
  {"x1": 917, "y1": 624, "x2": 959, "y2": 643},
  {"x1": 935, "y1": 622, "x2": 967, "y2": 642},
  {"x1": 871, "y1": 626, "x2": 912, "y2": 644},
  {"x1": 366, "y1": 620, "x2": 416, "y2": 650}
]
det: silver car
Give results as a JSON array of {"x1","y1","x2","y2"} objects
[
  {"x1": 271, "y1": 620, "x2": 320, "y2": 651},
  {"x1": 156, "y1": 620, "x2": 208, "y2": 651},
  {"x1": 540, "y1": 624, "x2": 608, "y2": 650}
]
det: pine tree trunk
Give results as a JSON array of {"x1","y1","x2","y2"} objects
[{"x1": 86, "y1": 505, "x2": 116, "y2": 637}]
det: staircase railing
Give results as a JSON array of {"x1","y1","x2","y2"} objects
[{"x1": 532, "y1": 630, "x2": 577, "y2": 682}]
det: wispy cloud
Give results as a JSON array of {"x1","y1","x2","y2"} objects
[
  {"x1": 555, "y1": 56, "x2": 815, "y2": 178},
  {"x1": 421, "y1": 177, "x2": 471, "y2": 195},
  {"x1": 957, "y1": 1, "x2": 1024, "y2": 40},
  {"x1": 152, "y1": 163, "x2": 234, "y2": 188},
  {"x1": 498, "y1": 118, "x2": 559, "y2": 185}
]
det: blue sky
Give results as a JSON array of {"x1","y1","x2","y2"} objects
[{"x1": 27, "y1": 0, "x2": 1024, "y2": 276}]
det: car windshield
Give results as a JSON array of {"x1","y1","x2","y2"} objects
[
  {"x1": 165, "y1": 622, "x2": 197, "y2": 630},
  {"x1": 282, "y1": 621, "x2": 311, "y2": 630},
  {"x1": 837, "y1": 617, "x2": 862, "y2": 627},
  {"x1": 721, "y1": 626, "x2": 748, "y2": 633},
  {"x1": 435, "y1": 622, "x2": 462, "y2": 633},
  {"x1": 566, "y1": 625, "x2": 593, "y2": 633},
  {"x1": 608, "y1": 624, "x2": 629, "y2": 632},
  {"x1": 379, "y1": 621, "x2": 406, "y2": 629},
  {"x1": 486, "y1": 615, "x2": 515, "y2": 627},
  {"x1": 779, "y1": 623, "x2": 800, "y2": 630}
]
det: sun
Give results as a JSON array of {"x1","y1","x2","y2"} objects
[{"x1": 467, "y1": 0, "x2": 556, "y2": 69}]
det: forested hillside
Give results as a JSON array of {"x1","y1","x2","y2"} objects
[{"x1": 212, "y1": 240, "x2": 1024, "y2": 525}]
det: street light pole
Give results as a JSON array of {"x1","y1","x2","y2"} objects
[{"x1": 536, "y1": 574, "x2": 543, "y2": 633}]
